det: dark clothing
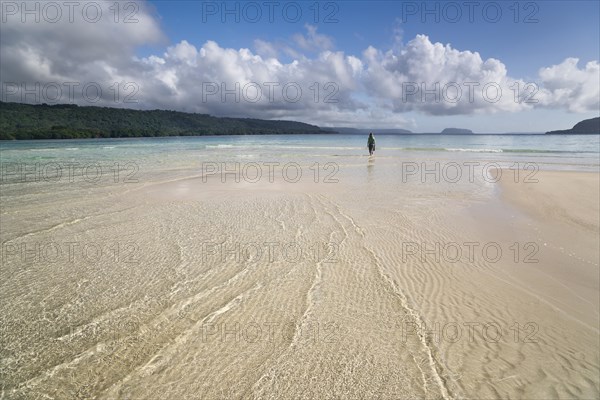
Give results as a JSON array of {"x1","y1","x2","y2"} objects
[{"x1": 367, "y1": 135, "x2": 375, "y2": 154}]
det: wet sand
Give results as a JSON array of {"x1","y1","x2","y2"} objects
[{"x1": 1, "y1": 163, "x2": 598, "y2": 399}]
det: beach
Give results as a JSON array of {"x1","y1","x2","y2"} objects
[{"x1": 0, "y1": 136, "x2": 598, "y2": 399}]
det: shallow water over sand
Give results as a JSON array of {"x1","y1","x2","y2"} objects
[{"x1": 1, "y1": 135, "x2": 598, "y2": 398}]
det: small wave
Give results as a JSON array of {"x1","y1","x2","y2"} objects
[
  {"x1": 275, "y1": 145, "x2": 361, "y2": 150},
  {"x1": 402, "y1": 147, "x2": 446, "y2": 152},
  {"x1": 445, "y1": 148, "x2": 504, "y2": 153},
  {"x1": 206, "y1": 144, "x2": 234, "y2": 149},
  {"x1": 103, "y1": 146, "x2": 116, "y2": 149},
  {"x1": 65, "y1": 147, "x2": 79, "y2": 151},
  {"x1": 502, "y1": 148, "x2": 594, "y2": 154}
]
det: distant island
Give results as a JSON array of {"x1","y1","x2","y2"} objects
[
  {"x1": 3, "y1": 101, "x2": 597, "y2": 140},
  {"x1": 326, "y1": 127, "x2": 479, "y2": 135},
  {"x1": 441, "y1": 128, "x2": 473, "y2": 134},
  {"x1": 0, "y1": 102, "x2": 331, "y2": 140},
  {"x1": 323, "y1": 127, "x2": 413, "y2": 135},
  {"x1": 546, "y1": 117, "x2": 600, "y2": 134}
]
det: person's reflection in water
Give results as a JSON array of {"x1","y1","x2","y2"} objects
[{"x1": 367, "y1": 157, "x2": 375, "y2": 182}]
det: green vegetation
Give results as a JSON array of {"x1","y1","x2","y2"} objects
[
  {"x1": 0, "y1": 102, "x2": 331, "y2": 140},
  {"x1": 546, "y1": 117, "x2": 600, "y2": 134}
]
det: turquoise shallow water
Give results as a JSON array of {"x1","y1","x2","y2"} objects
[
  {"x1": 1, "y1": 134, "x2": 599, "y2": 179},
  {"x1": 1, "y1": 134, "x2": 599, "y2": 399},
  {"x1": 1, "y1": 133, "x2": 598, "y2": 154}
]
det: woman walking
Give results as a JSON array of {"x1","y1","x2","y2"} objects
[{"x1": 367, "y1": 132, "x2": 376, "y2": 156}]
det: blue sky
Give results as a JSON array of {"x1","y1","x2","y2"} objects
[
  {"x1": 144, "y1": 0, "x2": 600, "y2": 131},
  {"x1": 145, "y1": 1, "x2": 599, "y2": 75},
  {"x1": 2, "y1": 0, "x2": 599, "y2": 132}
]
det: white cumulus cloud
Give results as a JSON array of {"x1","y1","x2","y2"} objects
[
  {"x1": 537, "y1": 58, "x2": 600, "y2": 113},
  {"x1": 1, "y1": 1, "x2": 598, "y2": 128}
]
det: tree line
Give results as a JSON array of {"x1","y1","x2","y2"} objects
[{"x1": 0, "y1": 102, "x2": 331, "y2": 140}]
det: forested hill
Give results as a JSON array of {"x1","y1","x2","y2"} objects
[
  {"x1": 545, "y1": 117, "x2": 600, "y2": 134},
  {"x1": 0, "y1": 102, "x2": 331, "y2": 140}
]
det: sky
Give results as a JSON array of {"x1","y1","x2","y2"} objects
[{"x1": 1, "y1": 0, "x2": 599, "y2": 132}]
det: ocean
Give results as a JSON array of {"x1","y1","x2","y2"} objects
[
  {"x1": 1, "y1": 133, "x2": 599, "y2": 398},
  {"x1": 1, "y1": 133, "x2": 598, "y2": 174}
]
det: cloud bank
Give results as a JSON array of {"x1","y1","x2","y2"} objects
[{"x1": 1, "y1": 0, "x2": 598, "y2": 128}]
